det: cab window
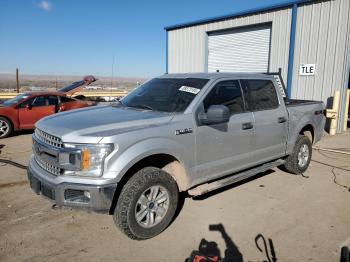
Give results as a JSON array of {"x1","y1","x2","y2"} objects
[
  {"x1": 242, "y1": 80, "x2": 279, "y2": 111},
  {"x1": 32, "y1": 96, "x2": 48, "y2": 107},
  {"x1": 203, "y1": 80, "x2": 245, "y2": 115}
]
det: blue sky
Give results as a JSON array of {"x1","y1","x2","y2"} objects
[{"x1": 0, "y1": 0, "x2": 295, "y2": 78}]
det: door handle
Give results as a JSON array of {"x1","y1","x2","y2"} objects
[
  {"x1": 278, "y1": 117, "x2": 287, "y2": 123},
  {"x1": 242, "y1": 122, "x2": 253, "y2": 130}
]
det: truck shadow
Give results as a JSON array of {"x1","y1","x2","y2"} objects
[
  {"x1": 12, "y1": 129, "x2": 34, "y2": 137},
  {"x1": 191, "y1": 169, "x2": 275, "y2": 201},
  {"x1": 185, "y1": 224, "x2": 277, "y2": 262},
  {"x1": 185, "y1": 223, "x2": 243, "y2": 262}
]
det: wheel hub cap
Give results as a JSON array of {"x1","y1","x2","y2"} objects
[
  {"x1": 135, "y1": 185, "x2": 170, "y2": 228},
  {"x1": 298, "y1": 144, "x2": 309, "y2": 168},
  {"x1": 0, "y1": 120, "x2": 9, "y2": 137}
]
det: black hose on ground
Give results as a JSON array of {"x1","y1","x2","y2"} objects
[{"x1": 0, "y1": 159, "x2": 27, "y2": 170}]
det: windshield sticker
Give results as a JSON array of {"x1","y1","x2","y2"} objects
[{"x1": 179, "y1": 86, "x2": 201, "y2": 95}]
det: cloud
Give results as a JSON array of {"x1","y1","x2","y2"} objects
[{"x1": 37, "y1": 0, "x2": 52, "y2": 11}]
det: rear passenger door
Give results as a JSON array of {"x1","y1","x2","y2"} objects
[
  {"x1": 195, "y1": 79, "x2": 255, "y2": 183},
  {"x1": 241, "y1": 79, "x2": 288, "y2": 164}
]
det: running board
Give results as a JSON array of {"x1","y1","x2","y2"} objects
[{"x1": 188, "y1": 159, "x2": 285, "y2": 196}]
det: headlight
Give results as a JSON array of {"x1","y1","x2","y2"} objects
[{"x1": 62, "y1": 143, "x2": 114, "y2": 177}]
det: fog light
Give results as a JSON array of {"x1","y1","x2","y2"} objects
[{"x1": 64, "y1": 189, "x2": 90, "y2": 203}]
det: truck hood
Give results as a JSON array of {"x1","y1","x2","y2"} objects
[{"x1": 36, "y1": 105, "x2": 174, "y2": 143}]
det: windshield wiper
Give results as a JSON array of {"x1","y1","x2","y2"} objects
[
  {"x1": 128, "y1": 104, "x2": 154, "y2": 111},
  {"x1": 111, "y1": 100, "x2": 123, "y2": 107}
]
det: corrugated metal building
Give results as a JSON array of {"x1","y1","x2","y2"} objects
[{"x1": 165, "y1": 0, "x2": 350, "y2": 132}]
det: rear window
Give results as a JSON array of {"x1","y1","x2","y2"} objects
[
  {"x1": 242, "y1": 80, "x2": 279, "y2": 111},
  {"x1": 48, "y1": 96, "x2": 59, "y2": 106}
]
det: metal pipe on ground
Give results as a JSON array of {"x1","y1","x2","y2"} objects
[{"x1": 313, "y1": 146, "x2": 350, "y2": 156}]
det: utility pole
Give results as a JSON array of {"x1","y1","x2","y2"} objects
[{"x1": 16, "y1": 68, "x2": 20, "y2": 93}]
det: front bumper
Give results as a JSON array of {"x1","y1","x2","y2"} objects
[{"x1": 27, "y1": 157, "x2": 117, "y2": 213}]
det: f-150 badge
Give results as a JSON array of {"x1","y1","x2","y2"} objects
[{"x1": 175, "y1": 128, "x2": 193, "y2": 135}]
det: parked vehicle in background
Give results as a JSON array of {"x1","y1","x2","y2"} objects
[
  {"x1": 27, "y1": 73, "x2": 325, "y2": 240},
  {"x1": 0, "y1": 76, "x2": 97, "y2": 138}
]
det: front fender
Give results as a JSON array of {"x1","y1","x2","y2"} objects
[{"x1": 103, "y1": 138, "x2": 190, "y2": 182}]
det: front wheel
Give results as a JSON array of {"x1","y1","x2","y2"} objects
[
  {"x1": 283, "y1": 135, "x2": 312, "y2": 174},
  {"x1": 113, "y1": 167, "x2": 179, "y2": 240},
  {"x1": 0, "y1": 117, "x2": 12, "y2": 138}
]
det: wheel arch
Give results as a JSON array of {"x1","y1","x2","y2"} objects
[
  {"x1": 287, "y1": 120, "x2": 316, "y2": 155},
  {"x1": 109, "y1": 153, "x2": 188, "y2": 214},
  {"x1": 299, "y1": 124, "x2": 315, "y2": 143}
]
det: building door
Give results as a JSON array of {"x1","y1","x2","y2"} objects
[{"x1": 208, "y1": 25, "x2": 271, "y2": 73}]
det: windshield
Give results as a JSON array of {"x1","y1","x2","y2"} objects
[
  {"x1": 121, "y1": 78, "x2": 209, "y2": 112},
  {"x1": 2, "y1": 94, "x2": 31, "y2": 106}
]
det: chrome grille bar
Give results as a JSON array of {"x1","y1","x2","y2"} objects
[
  {"x1": 34, "y1": 155, "x2": 62, "y2": 176},
  {"x1": 35, "y1": 128, "x2": 63, "y2": 148}
]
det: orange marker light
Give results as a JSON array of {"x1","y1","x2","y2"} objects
[{"x1": 82, "y1": 149, "x2": 90, "y2": 170}]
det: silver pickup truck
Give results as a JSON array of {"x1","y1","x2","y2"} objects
[{"x1": 28, "y1": 73, "x2": 325, "y2": 240}]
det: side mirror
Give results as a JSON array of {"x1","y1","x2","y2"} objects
[
  {"x1": 25, "y1": 104, "x2": 32, "y2": 110},
  {"x1": 198, "y1": 105, "x2": 230, "y2": 125}
]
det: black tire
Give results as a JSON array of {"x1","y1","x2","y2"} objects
[
  {"x1": 0, "y1": 117, "x2": 12, "y2": 138},
  {"x1": 283, "y1": 135, "x2": 312, "y2": 174},
  {"x1": 113, "y1": 167, "x2": 179, "y2": 240},
  {"x1": 341, "y1": 246, "x2": 350, "y2": 262}
]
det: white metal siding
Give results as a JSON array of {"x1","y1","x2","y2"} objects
[
  {"x1": 167, "y1": 8, "x2": 292, "y2": 81},
  {"x1": 292, "y1": 0, "x2": 350, "y2": 102},
  {"x1": 208, "y1": 26, "x2": 271, "y2": 73},
  {"x1": 291, "y1": 0, "x2": 350, "y2": 131}
]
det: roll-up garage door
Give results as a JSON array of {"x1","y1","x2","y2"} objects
[{"x1": 208, "y1": 25, "x2": 271, "y2": 73}]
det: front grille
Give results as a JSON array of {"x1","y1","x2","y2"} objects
[
  {"x1": 35, "y1": 128, "x2": 63, "y2": 148},
  {"x1": 34, "y1": 155, "x2": 62, "y2": 176}
]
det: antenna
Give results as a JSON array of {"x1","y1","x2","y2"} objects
[{"x1": 111, "y1": 56, "x2": 115, "y2": 102}]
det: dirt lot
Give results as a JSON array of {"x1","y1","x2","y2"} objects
[{"x1": 0, "y1": 131, "x2": 349, "y2": 262}]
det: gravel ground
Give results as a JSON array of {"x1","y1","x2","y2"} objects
[{"x1": 0, "y1": 131, "x2": 349, "y2": 262}]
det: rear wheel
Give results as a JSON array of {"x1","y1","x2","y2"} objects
[
  {"x1": 113, "y1": 167, "x2": 179, "y2": 240},
  {"x1": 283, "y1": 135, "x2": 312, "y2": 174},
  {"x1": 0, "y1": 117, "x2": 12, "y2": 138}
]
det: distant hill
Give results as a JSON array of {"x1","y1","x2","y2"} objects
[{"x1": 0, "y1": 73, "x2": 148, "y2": 92}]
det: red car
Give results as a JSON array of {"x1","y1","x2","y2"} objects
[{"x1": 0, "y1": 76, "x2": 96, "y2": 138}]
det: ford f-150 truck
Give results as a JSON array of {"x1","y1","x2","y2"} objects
[{"x1": 27, "y1": 73, "x2": 325, "y2": 240}]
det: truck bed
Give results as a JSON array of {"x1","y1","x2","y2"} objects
[
  {"x1": 285, "y1": 98, "x2": 322, "y2": 107},
  {"x1": 285, "y1": 99, "x2": 325, "y2": 150}
]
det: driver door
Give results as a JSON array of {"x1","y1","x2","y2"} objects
[
  {"x1": 194, "y1": 79, "x2": 255, "y2": 184},
  {"x1": 18, "y1": 95, "x2": 56, "y2": 129}
]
